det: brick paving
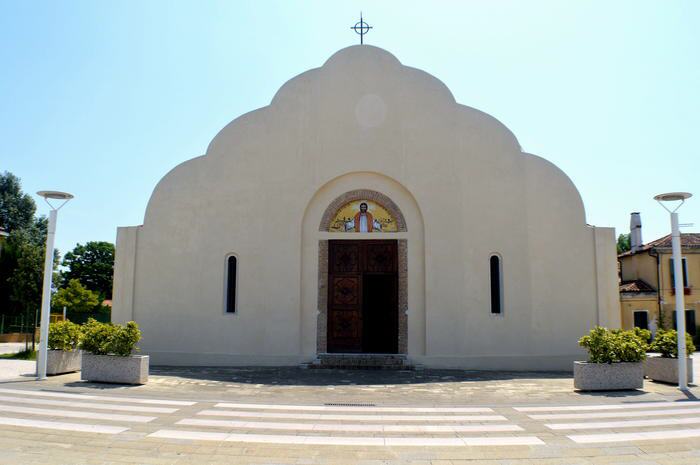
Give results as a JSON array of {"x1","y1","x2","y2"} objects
[{"x1": 0, "y1": 365, "x2": 699, "y2": 464}]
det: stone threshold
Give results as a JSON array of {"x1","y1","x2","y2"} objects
[{"x1": 306, "y1": 353, "x2": 414, "y2": 370}]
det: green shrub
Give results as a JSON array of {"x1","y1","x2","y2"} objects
[
  {"x1": 650, "y1": 329, "x2": 696, "y2": 358},
  {"x1": 633, "y1": 327, "x2": 652, "y2": 345},
  {"x1": 80, "y1": 318, "x2": 113, "y2": 355},
  {"x1": 47, "y1": 321, "x2": 82, "y2": 351},
  {"x1": 79, "y1": 318, "x2": 141, "y2": 356},
  {"x1": 578, "y1": 326, "x2": 647, "y2": 363},
  {"x1": 109, "y1": 321, "x2": 141, "y2": 357}
]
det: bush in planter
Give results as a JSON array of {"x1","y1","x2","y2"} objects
[
  {"x1": 578, "y1": 326, "x2": 647, "y2": 363},
  {"x1": 649, "y1": 329, "x2": 695, "y2": 358},
  {"x1": 80, "y1": 319, "x2": 141, "y2": 356},
  {"x1": 80, "y1": 319, "x2": 146, "y2": 384},
  {"x1": 48, "y1": 321, "x2": 82, "y2": 351},
  {"x1": 109, "y1": 322, "x2": 141, "y2": 356},
  {"x1": 633, "y1": 327, "x2": 652, "y2": 346},
  {"x1": 575, "y1": 327, "x2": 647, "y2": 390},
  {"x1": 46, "y1": 320, "x2": 83, "y2": 375},
  {"x1": 80, "y1": 319, "x2": 114, "y2": 355}
]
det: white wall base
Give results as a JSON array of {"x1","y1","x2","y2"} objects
[
  {"x1": 145, "y1": 351, "x2": 307, "y2": 366},
  {"x1": 144, "y1": 350, "x2": 579, "y2": 371},
  {"x1": 410, "y1": 354, "x2": 579, "y2": 372}
]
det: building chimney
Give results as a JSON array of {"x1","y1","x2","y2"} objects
[{"x1": 630, "y1": 212, "x2": 642, "y2": 252}]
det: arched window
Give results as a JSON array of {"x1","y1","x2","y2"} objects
[
  {"x1": 489, "y1": 255, "x2": 503, "y2": 315},
  {"x1": 225, "y1": 255, "x2": 237, "y2": 313}
]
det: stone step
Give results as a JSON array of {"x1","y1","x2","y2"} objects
[{"x1": 308, "y1": 353, "x2": 413, "y2": 370}]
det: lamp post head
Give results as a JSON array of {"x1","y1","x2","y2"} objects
[
  {"x1": 654, "y1": 192, "x2": 692, "y2": 213},
  {"x1": 653, "y1": 192, "x2": 692, "y2": 202},
  {"x1": 36, "y1": 191, "x2": 74, "y2": 200},
  {"x1": 36, "y1": 191, "x2": 73, "y2": 210}
]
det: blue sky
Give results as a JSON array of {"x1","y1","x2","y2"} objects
[{"x1": 2, "y1": 1, "x2": 698, "y2": 256}]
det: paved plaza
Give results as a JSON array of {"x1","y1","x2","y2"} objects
[
  {"x1": 0, "y1": 362, "x2": 699, "y2": 464},
  {"x1": 0, "y1": 343, "x2": 28, "y2": 355}
]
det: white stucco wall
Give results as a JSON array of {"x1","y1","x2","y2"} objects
[{"x1": 111, "y1": 45, "x2": 618, "y2": 369}]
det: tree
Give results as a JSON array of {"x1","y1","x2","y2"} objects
[
  {"x1": 52, "y1": 279, "x2": 100, "y2": 314},
  {"x1": 0, "y1": 172, "x2": 45, "y2": 317},
  {"x1": 61, "y1": 241, "x2": 115, "y2": 299},
  {"x1": 0, "y1": 217, "x2": 58, "y2": 317},
  {"x1": 617, "y1": 233, "x2": 631, "y2": 254},
  {"x1": 0, "y1": 171, "x2": 36, "y2": 233}
]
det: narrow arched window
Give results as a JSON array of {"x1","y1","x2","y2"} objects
[
  {"x1": 225, "y1": 256, "x2": 237, "y2": 313},
  {"x1": 489, "y1": 255, "x2": 502, "y2": 315}
]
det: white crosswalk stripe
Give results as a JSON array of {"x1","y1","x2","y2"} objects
[
  {"x1": 516, "y1": 400, "x2": 700, "y2": 412},
  {"x1": 530, "y1": 406, "x2": 700, "y2": 421},
  {"x1": 197, "y1": 409, "x2": 507, "y2": 422},
  {"x1": 525, "y1": 401, "x2": 700, "y2": 444},
  {"x1": 0, "y1": 404, "x2": 155, "y2": 422},
  {"x1": 178, "y1": 418, "x2": 523, "y2": 432},
  {"x1": 568, "y1": 428, "x2": 700, "y2": 444},
  {"x1": 0, "y1": 388, "x2": 189, "y2": 436},
  {"x1": 0, "y1": 394, "x2": 177, "y2": 413},
  {"x1": 0, "y1": 416, "x2": 128, "y2": 434},
  {"x1": 0, "y1": 388, "x2": 194, "y2": 406},
  {"x1": 149, "y1": 429, "x2": 544, "y2": 446},
  {"x1": 547, "y1": 416, "x2": 700, "y2": 430},
  {"x1": 214, "y1": 402, "x2": 493, "y2": 413}
]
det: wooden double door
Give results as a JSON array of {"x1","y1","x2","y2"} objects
[{"x1": 327, "y1": 240, "x2": 398, "y2": 353}]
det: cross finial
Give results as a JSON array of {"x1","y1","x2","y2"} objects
[{"x1": 351, "y1": 12, "x2": 372, "y2": 44}]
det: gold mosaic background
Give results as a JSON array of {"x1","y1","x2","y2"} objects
[{"x1": 329, "y1": 200, "x2": 398, "y2": 233}]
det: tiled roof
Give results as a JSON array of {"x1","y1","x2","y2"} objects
[
  {"x1": 619, "y1": 233, "x2": 700, "y2": 257},
  {"x1": 644, "y1": 233, "x2": 700, "y2": 249},
  {"x1": 619, "y1": 279, "x2": 656, "y2": 293}
]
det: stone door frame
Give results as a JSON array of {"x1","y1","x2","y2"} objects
[{"x1": 316, "y1": 189, "x2": 408, "y2": 355}]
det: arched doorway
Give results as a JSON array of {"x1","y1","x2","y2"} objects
[
  {"x1": 317, "y1": 189, "x2": 408, "y2": 354},
  {"x1": 299, "y1": 172, "x2": 425, "y2": 360}
]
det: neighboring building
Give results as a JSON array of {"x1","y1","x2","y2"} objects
[
  {"x1": 619, "y1": 213, "x2": 700, "y2": 336},
  {"x1": 112, "y1": 45, "x2": 620, "y2": 370}
]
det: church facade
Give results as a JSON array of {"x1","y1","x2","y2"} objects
[{"x1": 112, "y1": 45, "x2": 620, "y2": 370}]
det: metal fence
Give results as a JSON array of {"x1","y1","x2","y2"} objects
[
  {"x1": 0, "y1": 310, "x2": 110, "y2": 334},
  {"x1": 63, "y1": 311, "x2": 110, "y2": 325},
  {"x1": 0, "y1": 313, "x2": 37, "y2": 335}
]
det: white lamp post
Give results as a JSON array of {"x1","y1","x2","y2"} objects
[
  {"x1": 36, "y1": 190, "x2": 73, "y2": 380},
  {"x1": 654, "y1": 191, "x2": 692, "y2": 391}
]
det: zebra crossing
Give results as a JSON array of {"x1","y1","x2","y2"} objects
[
  {"x1": 0, "y1": 388, "x2": 192, "y2": 435},
  {"x1": 516, "y1": 400, "x2": 700, "y2": 444},
  {"x1": 151, "y1": 401, "x2": 541, "y2": 446},
  {"x1": 0, "y1": 387, "x2": 699, "y2": 447}
]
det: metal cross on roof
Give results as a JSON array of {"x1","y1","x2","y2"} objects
[{"x1": 351, "y1": 13, "x2": 372, "y2": 44}]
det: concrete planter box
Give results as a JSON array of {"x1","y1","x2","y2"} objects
[
  {"x1": 573, "y1": 361, "x2": 644, "y2": 391},
  {"x1": 645, "y1": 356, "x2": 693, "y2": 384},
  {"x1": 46, "y1": 349, "x2": 81, "y2": 375},
  {"x1": 81, "y1": 353, "x2": 149, "y2": 385}
]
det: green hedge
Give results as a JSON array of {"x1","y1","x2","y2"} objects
[
  {"x1": 578, "y1": 326, "x2": 647, "y2": 363},
  {"x1": 47, "y1": 321, "x2": 82, "y2": 351},
  {"x1": 79, "y1": 319, "x2": 142, "y2": 357},
  {"x1": 650, "y1": 329, "x2": 696, "y2": 358}
]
